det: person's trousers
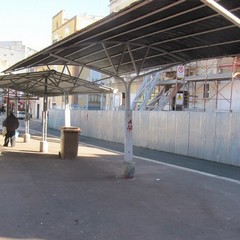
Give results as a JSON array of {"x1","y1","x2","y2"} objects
[{"x1": 4, "y1": 130, "x2": 16, "y2": 147}]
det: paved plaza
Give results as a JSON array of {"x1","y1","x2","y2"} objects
[{"x1": 0, "y1": 129, "x2": 239, "y2": 240}]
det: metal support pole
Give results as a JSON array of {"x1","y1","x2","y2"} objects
[
  {"x1": 24, "y1": 96, "x2": 31, "y2": 142},
  {"x1": 122, "y1": 81, "x2": 135, "y2": 178},
  {"x1": 14, "y1": 90, "x2": 18, "y2": 115},
  {"x1": 229, "y1": 59, "x2": 235, "y2": 112},
  {"x1": 215, "y1": 81, "x2": 219, "y2": 110},
  {"x1": 6, "y1": 88, "x2": 10, "y2": 116},
  {"x1": 64, "y1": 93, "x2": 71, "y2": 127},
  {"x1": 40, "y1": 77, "x2": 49, "y2": 152},
  {"x1": 25, "y1": 98, "x2": 30, "y2": 134},
  {"x1": 43, "y1": 96, "x2": 48, "y2": 142},
  {"x1": 100, "y1": 94, "x2": 104, "y2": 110}
]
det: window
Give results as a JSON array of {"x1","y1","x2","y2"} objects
[{"x1": 65, "y1": 27, "x2": 70, "y2": 37}]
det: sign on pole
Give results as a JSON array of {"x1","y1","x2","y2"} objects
[
  {"x1": 177, "y1": 65, "x2": 185, "y2": 79},
  {"x1": 176, "y1": 93, "x2": 184, "y2": 105}
]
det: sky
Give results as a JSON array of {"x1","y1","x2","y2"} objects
[{"x1": 0, "y1": 0, "x2": 110, "y2": 51}]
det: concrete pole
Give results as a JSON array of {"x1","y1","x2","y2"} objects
[{"x1": 122, "y1": 81, "x2": 135, "y2": 178}]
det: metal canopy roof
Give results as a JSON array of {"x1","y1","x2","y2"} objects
[
  {"x1": 3, "y1": 0, "x2": 240, "y2": 78},
  {"x1": 0, "y1": 70, "x2": 112, "y2": 97}
]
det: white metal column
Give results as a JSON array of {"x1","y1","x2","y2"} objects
[
  {"x1": 40, "y1": 78, "x2": 49, "y2": 152},
  {"x1": 64, "y1": 93, "x2": 71, "y2": 127},
  {"x1": 123, "y1": 81, "x2": 135, "y2": 178},
  {"x1": 24, "y1": 96, "x2": 31, "y2": 142}
]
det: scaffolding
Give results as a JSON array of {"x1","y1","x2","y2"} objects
[{"x1": 131, "y1": 56, "x2": 240, "y2": 112}]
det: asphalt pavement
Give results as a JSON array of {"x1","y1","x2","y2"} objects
[
  {"x1": 0, "y1": 117, "x2": 239, "y2": 240},
  {"x1": 28, "y1": 118, "x2": 240, "y2": 182}
]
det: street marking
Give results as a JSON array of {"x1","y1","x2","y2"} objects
[{"x1": 135, "y1": 156, "x2": 240, "y2": 185}]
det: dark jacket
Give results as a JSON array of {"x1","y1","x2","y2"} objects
[{"x1": 3, "y1": 114, "x2": 19, "y2": 131}]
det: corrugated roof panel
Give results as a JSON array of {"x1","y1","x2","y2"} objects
[{"x1": 3, "y1": 0, "x2": 240, "y2": 78}]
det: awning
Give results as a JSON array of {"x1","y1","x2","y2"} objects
[
  {"x1": 0, "y1": 70, "x2": 112, "y2": 97},
  {"x1": 3, "y1": 0, "x2": 240, "y2": 78}
]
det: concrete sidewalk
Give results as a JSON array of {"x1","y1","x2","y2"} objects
[
  {"x1": 24, "y1": 118, "x2": 240, "y2": 182},
  {"x1": 0, "y1": 134, "x2": 240, "y2": 240}
]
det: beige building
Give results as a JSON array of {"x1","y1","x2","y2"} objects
[
  {"x1": 51, "y1": 11, "x2": 104, "y2": 110},
  {"x1": 107, "y1": 0, "x2": 142, "y2": 110},
  {"x1": 49, "y1": 1, "x2": 141, "y2": 111}
]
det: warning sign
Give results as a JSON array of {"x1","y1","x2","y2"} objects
[
  {"x1": 176, "y1": 93, "x2": 184, "y2": 105},
  {"x1": 177, "y1": 65, "x2": 185, "y2": 79}
]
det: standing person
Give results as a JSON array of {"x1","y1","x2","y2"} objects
[{"x1": 3, "y1": 111, "x2": 19, "y2": 147}]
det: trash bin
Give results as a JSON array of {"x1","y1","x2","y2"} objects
[{"x1": 59, "y1": 126, "x2": 81, "y2": 159}]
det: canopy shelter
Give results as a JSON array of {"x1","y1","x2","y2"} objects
[
  {"x1": 0, "y1": 70, "x2": 112, "y2": 151},
  {"x1": 0, "y1": 70, "x2": 112, "y2": 97},
  {"x1": 4, "y1": 0, "x2": 240, "y2": 77},
  {"x1": 2, "y1": 0, "x2": 240, "y2": 177}
]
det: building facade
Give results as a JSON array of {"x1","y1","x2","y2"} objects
[
  {"x1": 0, "y1": 41, "x2": 37, "y2": 116},
  {"x1": 50, "y1": 10, "x2": 105, "y2": 110},
  {"x1": 0, "y1": 41, "x2": 36, "y2": 73}
]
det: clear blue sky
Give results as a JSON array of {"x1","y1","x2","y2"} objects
[{"x1": 0, "y1": 0, "x2": 110, "y2": 51}]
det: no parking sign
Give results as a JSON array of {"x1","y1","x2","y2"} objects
[{"x1": 177, "y1": 65, "x2": 185, "y2": 79}]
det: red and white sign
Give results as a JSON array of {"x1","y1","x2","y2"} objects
[{"x1": 177, "y1": 65, "x2": 185, "y2": 79}]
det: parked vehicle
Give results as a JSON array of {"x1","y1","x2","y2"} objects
[{"x1": 16, "y1": 111, "x2": 26, "y2": 119}]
